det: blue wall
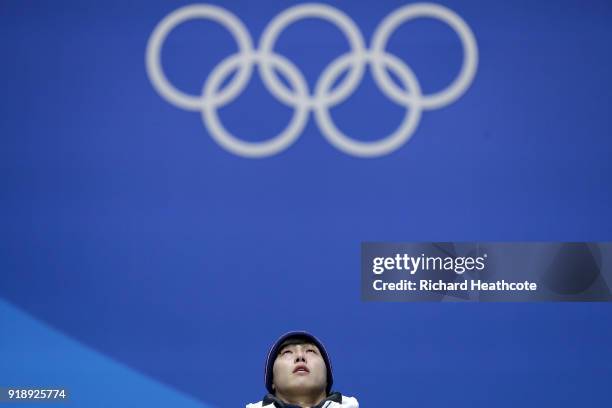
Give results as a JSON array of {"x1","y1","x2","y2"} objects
[{"x1": 1, "y1": 0, "x2": 611, "y2": 406}]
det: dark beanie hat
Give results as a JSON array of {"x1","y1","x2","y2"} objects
[{"x1": 265, "y1": 331, "x2": 334, "y2": 395}]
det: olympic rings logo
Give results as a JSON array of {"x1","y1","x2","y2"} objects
[{"x1": 146, "y1": 3, "x2": 478, "y2": 158}]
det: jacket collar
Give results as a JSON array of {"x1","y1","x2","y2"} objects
[{"x1": 262, "y1": 392, "x2": 342, "y2": 408}]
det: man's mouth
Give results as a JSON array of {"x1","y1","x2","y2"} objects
[{"x1": 293, "y1": 365, "x2": 310, "y2": 373}]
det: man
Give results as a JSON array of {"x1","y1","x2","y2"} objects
[{"x1": 247, "y1": 331, "x2": 359, "y2": 408}]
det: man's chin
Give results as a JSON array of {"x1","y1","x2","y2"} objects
[{"x1": 284, "y1": 380, "x2": 323, "y2": 394}]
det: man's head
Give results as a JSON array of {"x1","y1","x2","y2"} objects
[{"x1": 264, "y1": 331, "x2": 334, "y2": 397}]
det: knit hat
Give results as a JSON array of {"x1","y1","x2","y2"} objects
[{"x1": 264, "y1": 331, "x2": 334, "y2": 395}]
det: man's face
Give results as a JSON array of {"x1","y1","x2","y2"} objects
[{"x1": 272, "y1": 342, "x2": 327, "y2": 395}]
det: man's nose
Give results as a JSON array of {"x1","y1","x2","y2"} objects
[{"x1": 294, "y1": 348, "x2": 306, "y2": 362}]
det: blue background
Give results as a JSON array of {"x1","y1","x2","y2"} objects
[{"x1": 1, "y1": 0, "x2": 611, "y2": 407}]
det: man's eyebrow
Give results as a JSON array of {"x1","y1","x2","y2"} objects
[{"x1": 278, "y1": 343, "x2": 317, "y2": 353}]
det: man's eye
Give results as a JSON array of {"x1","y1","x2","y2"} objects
[
  {"x1": 307, "y1": 349, "x2": 317, "y2": 354},
  {"x1": 281, "y1": 350, "x2": 292, "y2": 355}
]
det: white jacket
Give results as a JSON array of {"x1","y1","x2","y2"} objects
[{"x1": 246, "y1": 393, "x2": 359, "y2": 408}]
